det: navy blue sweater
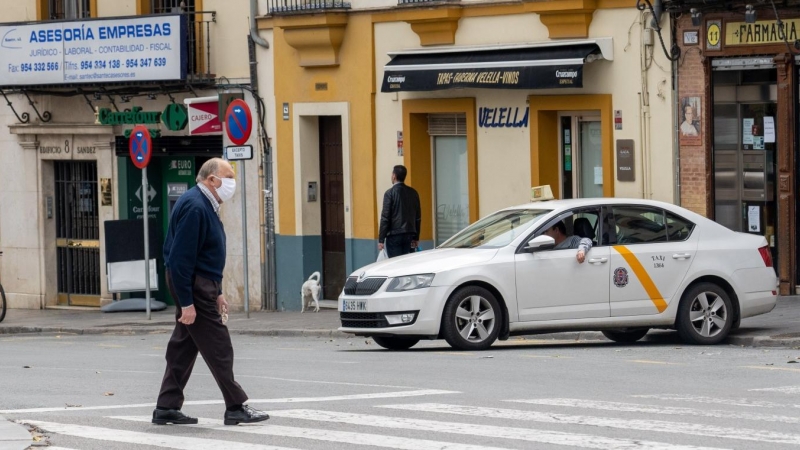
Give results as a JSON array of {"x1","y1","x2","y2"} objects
[{"x1": 164, "y1": 186, "x2": 226, "y2": 307}]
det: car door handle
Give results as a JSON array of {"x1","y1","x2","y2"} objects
[
  {"x1": 588, "y1": 257, "x2": 608, "y2": 264},
  {"x1": 672, "y1": 253, "x2": 691, "y2": 260}
]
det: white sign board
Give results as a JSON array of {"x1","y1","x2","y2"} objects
[
  {"x1": 185, "y1": 96, "x2": 222, "y2": 135},
  {"x1": 225, "y1": 145, "x2": 254, "y2": 161},
  {"x1": 764, "y1": 116, "x2": 776, "y2": 144},
  {"x1": 0, "y1": 15, "x2": 185, "y2": 86},
  {"x1": 748, "y1": 206, "x2": 760, "y2": 232}
]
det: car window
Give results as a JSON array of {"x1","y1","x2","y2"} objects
[
  {"x1": 613, "y1": 206, "x2": 668, "y2": 244},
  {"x1": 665, "y1": 212, "x2": 695, "y2": 241},
  {"x1": 532, "y1": 208, "x2": 603, "y2": 249},
  {"x1": 440, "y1": 209, "x2": 552, "y2": 249}
]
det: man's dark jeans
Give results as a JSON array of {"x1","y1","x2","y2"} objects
[{"x1": 386, "y1": 233, "x2": 414, "y2": 258}]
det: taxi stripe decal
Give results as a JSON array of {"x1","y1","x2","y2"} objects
[{"x1": 613, "y1": 246, "x2": 668, "y2": 313}]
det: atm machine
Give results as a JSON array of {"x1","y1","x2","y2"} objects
[{"x1": 167, "y1": 182, "x2": 189, "y2": 218}]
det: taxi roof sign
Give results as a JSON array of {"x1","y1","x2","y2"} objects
[{"x1": 531, "y1": 185, "x2": 554, "y2": 202}]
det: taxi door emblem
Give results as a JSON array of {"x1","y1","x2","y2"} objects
[{"x1": 613, "y1": 267, "x2": 629, "y2": 288}]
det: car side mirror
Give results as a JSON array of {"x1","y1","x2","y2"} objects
[{"x1": 523, "y1": 235, "x2": 555, "y2": 253}]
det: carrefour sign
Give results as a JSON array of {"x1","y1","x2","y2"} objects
[{"x1": 0, "y1": 15, "x2": 186, "y2": 86}]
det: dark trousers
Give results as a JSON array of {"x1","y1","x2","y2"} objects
[
  {"x1": 157, "y1": 272, "x2": 248, "y2": 410},
  {"x1": 386, "y1": 233, "x2": 414, "y2": 258}
]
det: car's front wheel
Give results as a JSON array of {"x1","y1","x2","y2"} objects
[
  {"x1": 372, "y1": 336, "x2": 420, "y2": 350},
  {"x1": 441, "y1": 286, "x2": 502, "y2": 350},
  {"x1": 601, "y1": 328, "x2": 650, "y2": 343},
  {"x1": 676, "y1": 282, "x2": 733, "y2": 345}
]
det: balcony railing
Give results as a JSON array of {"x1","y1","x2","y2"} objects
[
  {"x1": 268, "y1": 0, "x2": 352, "y2": 15},
  {"x1": 182, "y1": 11, "x2": 216, "y2": 81}
]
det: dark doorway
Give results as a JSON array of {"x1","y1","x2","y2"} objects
[{"x1": 319, "y1": 116, "x2": 346, "y2": 300}]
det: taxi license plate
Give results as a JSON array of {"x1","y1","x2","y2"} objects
[{"x1": 342, "y1": 299, "x2": 367, "y2": 312}]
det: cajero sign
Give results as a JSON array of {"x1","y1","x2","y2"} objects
[{"x1": 725, "y1": 19, "x2": 800, "y2": 46}]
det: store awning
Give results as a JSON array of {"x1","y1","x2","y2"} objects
[{"x1": 381, "y1": 38, "x2": 613, "y2": 92}]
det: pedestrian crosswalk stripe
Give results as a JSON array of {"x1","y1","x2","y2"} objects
[
  {"x1": 0, "y1": 389, "x2": 458, "y2": 414},
  {"x1": 632, "y1": 394, "x2": 800, "y2": 409},
  {"x1": 21, "y1": 421, "x2": 298, "y2": 450},
  {"x1": 269, "y1": 409, "x2": 728, "y2": 450},
  {"x1": 509, "y1": 398, "x2": 800, "y2": 424},
  {"x1": 381, "y1": 403, "x2": 800, "y2": 445},
  {"x1": 110, "y1": 415, "x2": 517, "y2": 450},
  {"x1": 749, "y1": 385, "x2": 800, "y2": 394}
]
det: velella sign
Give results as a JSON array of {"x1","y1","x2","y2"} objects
[{"x1": 0, "y1": 15, "x2": 187, "y2": 86}]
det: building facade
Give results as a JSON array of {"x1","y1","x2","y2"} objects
[
  {"x1": 672, "y1": 0, "x2": 797, "y2": 294},
  {"x1": 0, "y1": 0, "x2": 268, "y2": 311},
  {"x1": 257, "y1": 0, "x2": 676, "y2": 309}
]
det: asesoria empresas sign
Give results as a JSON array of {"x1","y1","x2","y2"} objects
[{"x1": 0, "y1": 15, "x2": 187, "y2": 86}]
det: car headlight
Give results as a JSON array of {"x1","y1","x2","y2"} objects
[{"x1": 386, "y1": 274, "x2": 435, "y2": 292}]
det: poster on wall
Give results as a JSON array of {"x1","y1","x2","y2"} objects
[{"x1": 679, "y1": 97, "x2": 702, "y2": 145}]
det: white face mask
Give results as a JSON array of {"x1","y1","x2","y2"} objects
[{"x1": 214, "y1": 177, "x2": 236, "y2": 203}]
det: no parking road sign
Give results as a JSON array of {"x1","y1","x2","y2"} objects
[
  {"x1": 129, "y1": 125, "x2": 152, "y2": 169},
  {"x1": 225, "y1": 99, "x2": 253, "y2": 146}
]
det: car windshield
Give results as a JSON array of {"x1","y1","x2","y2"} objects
[{"x1": 439, "y1": 209, "x2": 552, "y2": 249}]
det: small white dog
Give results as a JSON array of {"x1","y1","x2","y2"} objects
[{"x1": 300, "y1": 271, "x2": 321, "y2": 313}]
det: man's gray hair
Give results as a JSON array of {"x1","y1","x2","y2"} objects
[{"x1": 196, "y1": 158, "x2": 224, "y2": 183}]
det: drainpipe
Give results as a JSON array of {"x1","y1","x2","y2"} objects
[
  {"x1": 251, "y1": 0, "x2": 269, "y2": 49},
  {"x1": 672, "y1": 27, "x2": 681, "y2": 206}
]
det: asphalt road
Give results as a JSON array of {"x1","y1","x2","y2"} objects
[{"x1": 1, "y1": 332, "x2": 799, "y2": 450}]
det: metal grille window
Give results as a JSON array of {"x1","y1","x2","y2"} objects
[
  {"x1": 55, "y1": 162, "x2": 101, "y2": 305},
  {"x1": 151, "y1": 0, "x2": 194, "y2": 14},
  {"x1": 48, "y1": 0, "x2": 91, "y2": 20}
]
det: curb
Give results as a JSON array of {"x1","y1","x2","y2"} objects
[
  {"x1": 2, "y1": 325, "x2": 799, "y2": 347},
  {"x1": 0, "y1": 417, "x2": 33, "y2": 450},
  {"x1": 0, "y1": 326, "x2": 351, "y2": 339}
]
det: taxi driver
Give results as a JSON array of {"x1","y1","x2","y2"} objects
[{"x1": 542, "y1": 221, "x2": 592, "y2": 263}]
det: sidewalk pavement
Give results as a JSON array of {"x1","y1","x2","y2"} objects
[
  {"x1": 0, "y1": 418, "x2": 32, "y2": 450},
  {"x1": 0, "y1": 297, "x2": 798, "y2": 347}
]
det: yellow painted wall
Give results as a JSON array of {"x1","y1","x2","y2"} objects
[
  {"x1": 205, "y1": 0, "x2": 251, "y2": 79},
  {"x1": 273, "y1": 14, "x2": 377, "y2": 239},
  {"x1": 375, "y1": 7, "x2": 675, "y2": 222},
  {"x1": 98, "y1": 0, "x2": 136, "y2": 17}
]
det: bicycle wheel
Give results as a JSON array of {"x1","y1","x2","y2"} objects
[{"x1": 0, "y1": 282, "x2": 6, "y2": 323}]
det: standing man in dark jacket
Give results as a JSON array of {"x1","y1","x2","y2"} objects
[
  {"x1": 379, "y1": 165, "x2": 421, "y2": 258},
  {"x1": 153, "y1": 158, "x2": 269, "y2": 426}
]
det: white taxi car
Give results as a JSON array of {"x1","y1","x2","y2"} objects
[{"x1": 339, "y1": 198, "x2": 778, "y2": 350}]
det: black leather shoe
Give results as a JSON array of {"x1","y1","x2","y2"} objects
[
  {"x1": 152, "y1": 408, "x2": 198, "y2": 425},
  {"x1": 224, "y1": 405, "x2": 270, "y2": 425}
]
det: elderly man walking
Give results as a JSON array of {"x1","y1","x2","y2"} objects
[{"x1": 152, "y1": 158, "x2": 269, "y2": 426}]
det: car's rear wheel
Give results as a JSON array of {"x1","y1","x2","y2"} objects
[
  {"x1": 372, "y1": 336, "x2": 420, "y2": 350},
  {"x1": 441, "y1": 286, "x2": 501, "y2": 351},
  {"x1": 601, "y1": 328, "x2": 649, "y2": 343},
  {"x1": 676, "y1": 282, "x2": 733, "y2": 345}
]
